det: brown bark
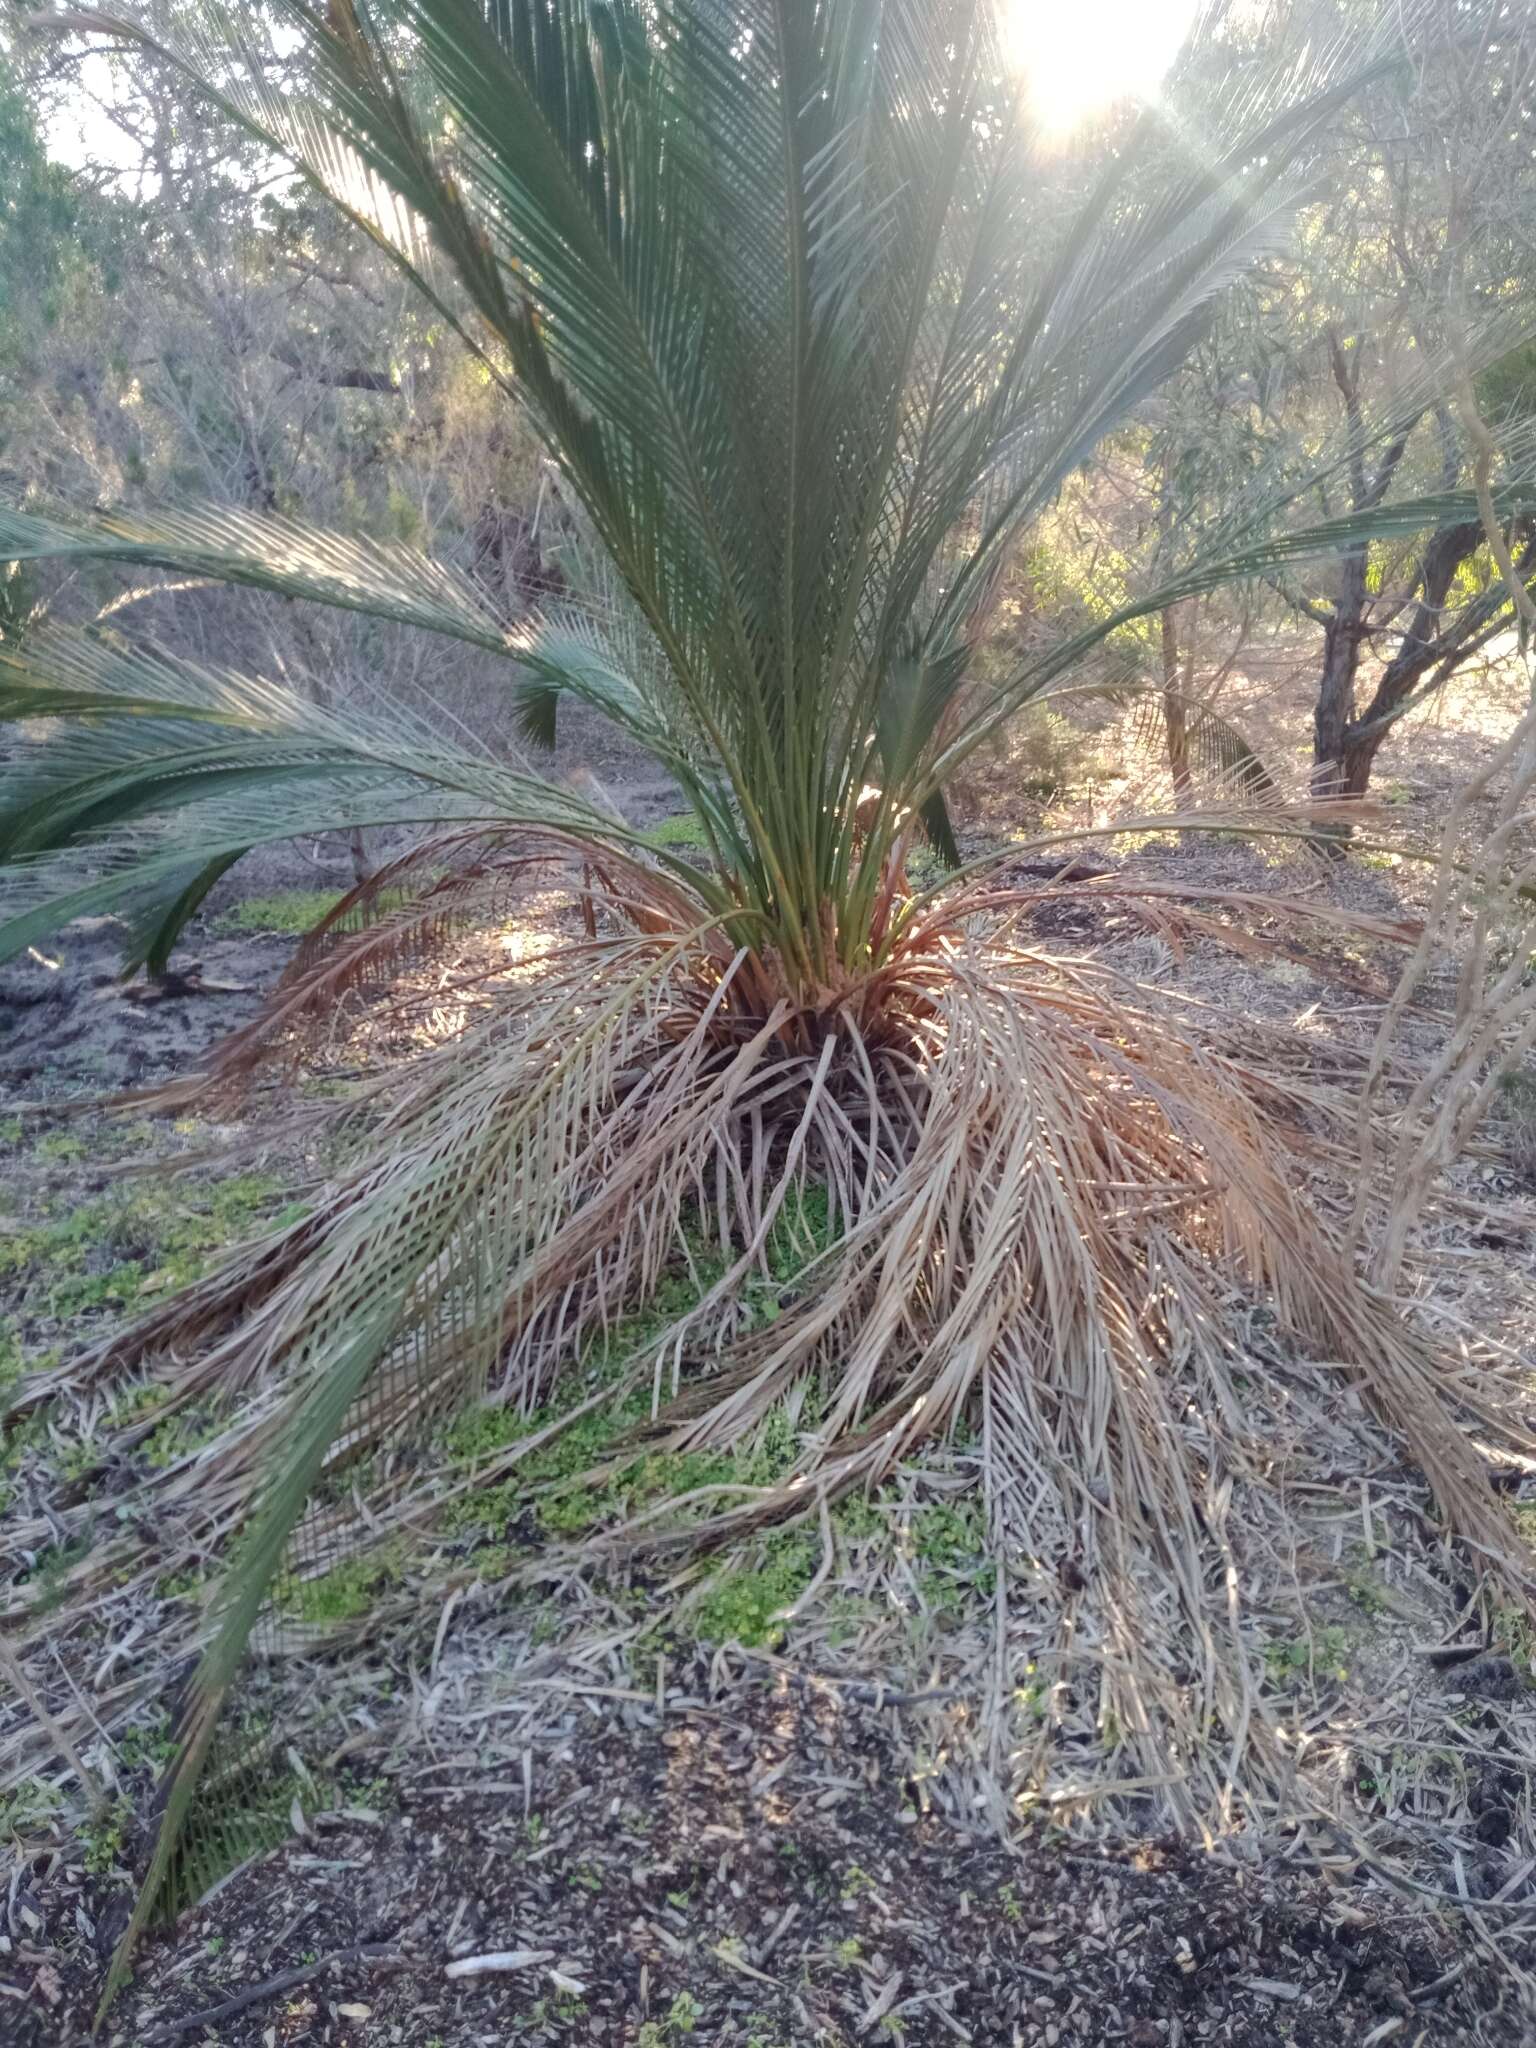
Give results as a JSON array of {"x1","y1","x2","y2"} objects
[
  {"x1": 1310, "y1": 329, "x2": 1416, "y2": 815},
  {"x1": 1160, "y1": 604, "x2": 1194, "y2": 805}
]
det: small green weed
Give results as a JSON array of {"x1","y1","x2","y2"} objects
[
  {"x1": 282, "y1": 1548, "x2": 402, "y2": 1625},
  {"x1": 764, "y1": 1183, "x2": 835, "y2": 1283},
  {"x1": 0, "y1": 1780, "x2": 63, "y2": 1842},
  {"x1": 116, "y1": 1712, "x2": 176, "y2": 1773},
  {"x1": 1344, "y1": 1570, "x2": 1387, "y2": 1616},
  {"x1": 143, "y1": 1401, "x2": 229, "y2": 1471},
  {"x1": 443, "y1": 1268, "x2": 802, "y2": 1549},
  {"x1": 641, "y1": 813, "x2": 710, "y2": 850},
  {"x1": 214, "y1": 888, "x2": 344, "y2": 935},
  {"x1": 0, "y1": 1174, "x2": 302, "y2": 1326},
  {"x1": 907, "y1": 1496, "x2": 991, "y2": 1617},
  {"x1": 638, "y1": 1991, "x2": 701, "y2": 2043},
  {"x1": 0, "y1": 1319, "x2": 22, "y2": 1395},
  {"x1": 81, "y1": 1793, "x2": 134, "y2": 1874},
  {"x1": 1264, "y1": 1623, "x2": 1350, "y2": 1685},
  {"x1": 519, "y1": 1993, "x2": 589, "y2": 2030},
  {"x1": 911, "y1": 1498, "x2": 987, "y2": 1574},
  {"x1": 832, "y1": 1494, "x2": 883, "y2": 1542},
  {"x1": 35, "y1": 1133, "x2": 85, "y2": 1162},
  {"x1": 105, "y1": 1383, "x2": 167, "y2": 1427},
  {"x1": 690, "y1": 1529, "x2": 817, "y2": 1648}
]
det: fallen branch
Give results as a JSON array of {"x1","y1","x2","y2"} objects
[{"x1": 138, "y1": 1941, "x2": 399, "y2": 2043}]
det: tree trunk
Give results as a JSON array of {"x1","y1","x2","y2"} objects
[
  {"x1": 1311, "y1": 556, "x2": 1366, "y2": 798},
  {"x1": 1338, "y1": 519, "x2": 1491, "y2": 799},
  {"x1": 1337, "y1": 729, "x2": 1384, "y2": 799},
  {"x1": 1160, "y1": 604, "x2": 1194, "y2": 806}
]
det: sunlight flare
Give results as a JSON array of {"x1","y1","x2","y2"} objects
[{"x1": 1004, "y1": 0, "x2": 1199, "y2": 133}]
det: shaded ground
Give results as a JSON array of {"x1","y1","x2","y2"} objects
[{"x1": 7, "y1": 1673, "x2": 1520, "y2": 2047}]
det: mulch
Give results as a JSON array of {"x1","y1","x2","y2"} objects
[{"x1": 6, "y1": 1675, "x2": 1526, "y2": 2047}]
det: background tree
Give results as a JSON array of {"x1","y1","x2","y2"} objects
[
  {"x1": 1163, "y1": 0, "x2": 1536, "y2": 802},
  {"x1": 3, "y1": 1, "x2": 554, "y2": 894}
]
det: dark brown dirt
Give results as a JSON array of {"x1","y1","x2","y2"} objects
[
  {"x1": 3, "y1": 1676, "x2": 1523, "y2": 2048},
  {"x1": 0, "y1": 922, "x2": 291, "y2": 1103}
]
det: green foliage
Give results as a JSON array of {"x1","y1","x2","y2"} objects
[
  {"x1": 445, "y1": 1377, "x2": 799, "y2": 1548},
  {"x1": 155, "y1": 1567, "x2": 208, "y2": 1601},
  {"x1": 638, "y1": 1991, "x2": 701, "y2": 2044},
  {"x1": 0, "y1": 1779, "x2": 63, "y2": 1843},
  {"x1": 143, "y1": 1402, "x2": 231, "y2": 1472},
  {"x1": 0, "y1": 1400, "x2": 47, "y2": 1517},
  {"x1": 213, "y1": 889, "x2": 345, "y2": 935},
  {"x1": 744, "y1": 2021, "x2": 790, "y2": 2048},
  {"x1": 764, "y1": 1184, "x2": 834, "y2": 1284},
  {"x1": 0, "y1": 67, "x2": 97, "y2": 356},
  {"x1": 518, "y1": 1993, "x2": 590, "y2": 2032},
  {"x1": 0, "y1": 1174, "x2": 302, "y2": 1324},
  {"x1": 443, "y1": 1240, "x2": 806, "y2": 1545},
  {"x1": 283, "y1": 1548, "x2": 402, "y2": 1625},
  {"x1": 910, "y1": 1498, "x2": 988, "y2": 1575},
  {"x1": 690, "y1": 1531, "x2": 817, "y2": 1649},
  {"x1": 907, "y1": 1497, "x2": 992, "y2": 1617},
  {"x1": 1344, "y1": 1569, "x2": 1388, "y2": 1616},
  {"x1": 0, "y1": 1318, "x2": 21, "y2": 1396},
  {"x1": 1264, "y1": 1624, "x2": 1351, "y2": 1685},
  {"x1": 1477, "y1": 339, "x2": 1536, "y2": 422},
  {"x1": 641, "y1": 814, "x2": 710, "y2": 850},
  {"x1": 81, "y1": 1795, "x2": 135, "y2": 1876},
  {"x1": 34, "y1": 1133, "x2": 84, "y2": 1162}
]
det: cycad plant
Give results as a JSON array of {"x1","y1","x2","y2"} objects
[{"x1": 2, "y1": 0, "x2": 1530, "y2": 1995}]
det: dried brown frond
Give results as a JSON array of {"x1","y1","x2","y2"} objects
[
  {"x1": 575, "y1": 921, "x2": 1528, "y2": 1814},
  {"x1": 6, "y1": 844, "x2": 1531, "y2": 1869}
]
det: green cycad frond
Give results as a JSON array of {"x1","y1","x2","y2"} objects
[
  {"x1": 0, "y1": 501, "x2": 510, "y2": 651},
  {"x1": 18, "y1": 0, "x2": 1460, "y2": 983},
  {"x1": 0, "y1": 623, "x2": 654, "y2": 969}
]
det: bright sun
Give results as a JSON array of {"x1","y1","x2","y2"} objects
[{"x1": 1004, "y1": 0, "x2": 1200, "y2": 134}]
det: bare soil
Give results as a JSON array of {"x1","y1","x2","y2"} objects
[{"x1": 6, "y1": 1669, "x2": 1522, "y2": 2048}]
